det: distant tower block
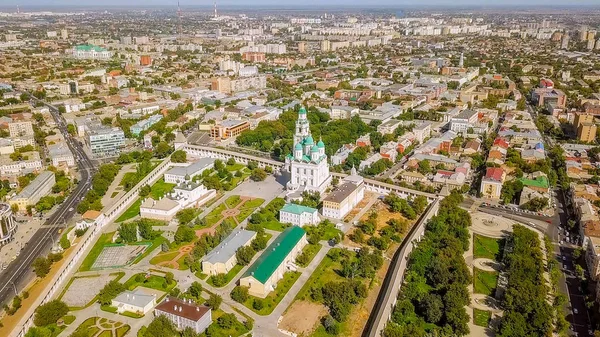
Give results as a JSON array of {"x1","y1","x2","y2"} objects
[
  {"x1": 214, "y1": 1, "x2": 218, "y2": 19},
  {"x1": 177, "y1": 0, "x2": 182, "y2": 35},
  {"x1": 459, "y1": 52, "x2": 464, "y2": 68}
]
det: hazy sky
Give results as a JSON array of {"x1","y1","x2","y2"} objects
[{"x1": 3, "y1": 0, "x2": 600, "y2": 7}]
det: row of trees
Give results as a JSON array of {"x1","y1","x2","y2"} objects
[
  {"x1": 77, "y1": 164, "x2": 120, "y2": 214},
  {"x1": 495, "y1": 225, "x2": 553, "y2": 337},
  {"x1": 383, "y1": 192, "x2": 472, "y2": 337},
  {"x1": 118, "y1": 218, "x2": 162, "y2": 243}
]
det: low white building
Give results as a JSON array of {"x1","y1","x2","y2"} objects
[
  {"x1": 139, "y1": 197, "x2": 181, "y2": 221},
  {"x1": 155, "y1": 297, "x2": 212, "y2": 334},
  {"x1": 279, "y1": 203, "x2": 320, "y2": 226},
  {"x1": 321, "y1": 170, "x2": 365, "y2": 219},
  {"x1": 112, "y1": 289, "x2": 156, "y2": 315},
  {"x1": 48, "y1": 142, "x2": 75, "y2": 167},
  {"x1": 164, "y1": 158, "x2": 216, "y2": 184}
]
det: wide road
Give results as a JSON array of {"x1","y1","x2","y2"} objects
[{"x1": 0, "y1": 93, "x2": 96, "y2": 306}]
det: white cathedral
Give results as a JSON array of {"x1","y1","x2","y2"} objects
[{"x1": 285, "y1": 107, "x2": 332, "y2": 194}]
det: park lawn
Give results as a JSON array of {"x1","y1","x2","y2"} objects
[
  {"x1": 262, "y1": 220, "x2": 290, "y2": 232},
  {"x1": 150, "y1": 251, "x2": 180, "y2": 266},
  {"x1": 473, "y1": 308, "x2": 491, "y2": 327},
  {"x1": 473, "y1": 268, "x2": 499, "y2": 296},
  {"x1": 78, "y1": 232, "x2": 115, "y2": 272},
  {"x1": 116, "y1": 325, "x2": 130, "y2": 337},
  {"x1": 110, "y1": 191, "x2": 119, "y2": 198},
  {"x1": 176, "y1": 254, "x2": 189, "y2": 270},
  {"x1": 226, "y1": 163, "x2": 245, "y2": 172},
  {"x1": 119, "y1": 172, "x2": 137, "y2": 187},
  {"x1": 295, "y1": 248, "x2": 351, "y2": 302},
  {"x1": 206, "y1": 309, "x2": 250, "y2": 337},
  {"x1": 195, "y1": 271, "x2": 208, "y2": 280},
  {"x1": 240, "y1": 198, "x2": 265, "y2": 209},
  {"x1": 297, "y1": 244, "x2": 322, "y2": 267},
  {"x1": 123, "y1": 273, "x2": 176, "y2": 292},
  {"x1": 207, "y1": 264, "x2": 243, "y2": 288},
  {"x1": 473, "y1": 234, "x2": 504, "y2": 261},
  {"x1": 225, "y1": 195, "x2": 242, "y2": 208},
  {"x1": 244, "y1": 271, "x2": 301, "y2": 315},
  {"x1": 150, "y1": 180, "x2": 176, "y2": 199},
  {"x1": 63, "y1": 315, "x2": 76, "y2": 325},
  {"x1": 115, "y1": 198, "x2": 142, "y2": 223},
  {"x1": 235, "y1": 208, "x2": 255, "y2": 223},
  {"x1": 132, "y1": 235, "x2": 166, "y2": 264},
  {"x1": 205, "y1": 203, "x2": 227, "y2": 226}
]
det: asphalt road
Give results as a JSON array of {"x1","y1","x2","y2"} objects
[{"x1": 0, "y1": 94, "x2": 95, "y2": 306}]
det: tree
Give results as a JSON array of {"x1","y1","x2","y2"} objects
[
  {"x1": 227, "y1": 158, "x2": 236, "y2": 166},
  {"x1": 144, "y1": 315, "x2": 178, "y2": 337},
  {"x1": 206, "y1": 294, "x2": 222, "y2": 310},
  {"x1": 34, "y1": 300, "x2": 68, "y2": 326},
  {"x1": 174, "y1": 226, "x2": 195, "y2": 244},
  {"x1": 417, "y1": 160, "x2": 431, "y2": 175},
  {"x1": 412, "y1": 196, "x2": 428, "y2": 214},
  {"x1": 119, "y1": 222, "x2": 138, "y2": 243},
  {"x1": 188, "y1": 281, "x2": 203, "y2": 300},
  {"x1": 25, "y1": 327, "x2": 52, "y2": 337},
  {"x1": 217, "y1": 313, "x2": 236, "y2": 329},
  {"x1": 236, "y1": 246, "x2": 255, "y2": 266},
  {"x1": 32, "y1": 257, "x2": 51, "y2": 278},
  {"x1": 250, "y1": 168, "x2": 267, "y2": 181},
  {"x1": 176, "y1": 208, "x2": 197, "y2": 225},
  {"x1": 139, "y1": 184, "x2": 151, "y2": 197},
  {"x1": 154, "y1": 142, "x2": 172, "y2": 158},
  {"x1": 420, "y1": 293, "x2": 444, "y2": 324},
  {"x1": 231, "y1": 286, "x2": 249, "y2": 303},
  {"x1": 171, "y1": 150, "x2": 187, "y2": 163},
  {"x1": 59, "y1": 236, "x2": 70, "y2": 250},
  {"x1": 97, "y1": 280, "x2": 125, "y2": 305},
  {"x1": 165, "y1": 272, "x2": 174, "y2": 285}
]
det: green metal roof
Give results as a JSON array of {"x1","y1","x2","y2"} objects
[
  {"x1": 298, "y1": 107, "x2": 307, "y2": 114},
  {"x1": 75, "y1": 44, "x2": 106, "y2": 52},
  {"x1": 518, "y1": 176, "x2": 549, "y2": 189},
  {"x1": 242, "y1": 226, "x2": 306, "y2": 284},
  {"x1": 280, "y1": 203, "x2": 317, "y2": 216}
]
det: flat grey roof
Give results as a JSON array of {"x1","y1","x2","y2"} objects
[
  {"x1": 324, "y1": 181, "x2": 362, "y2": 204},
  {"x1": 203, "y1": 228, "x2": 256, "y2": 265},
  {"x1": 165, "y1": 157, "x2": 216, "y2": 177},
  {"x1": 12, "y1": 171, "x2": 54, "y2": 200}
]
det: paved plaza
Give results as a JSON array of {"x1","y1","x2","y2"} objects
[
  {"x1": 61, "y1": 274, "x2": 118, "y2": 308},
  {"x1": 92, "y1": 244, "x2": 148, "y2": 270}
]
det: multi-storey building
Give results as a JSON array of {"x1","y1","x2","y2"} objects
[
  {"x1": 154, "y1": 297, "x2": 212, "y2": 334},
  {"x1": 8, "y1": 121, "x2": 33, "y2": 138},
  {"x1": 0, "y1": 203, "x2": 17, "y2": 245},
  {"x1": 279, "y1": 203, "x2": 320, "y2": 227},
  {"x1": 321, "y1": 169, "x2": 365, "y2": 219},
  {"x1": 86, "y1": 126, "x2": 125, "y2": 157},
  {"x1": 71, "y1": 44, "x2": 113, "y2": 60},
  {"x1": 9, "y1": 171, "x2": 55, "y2": 211},
  {"x1": 209, "y1": 120, "x2": 250, "y2": 140}
]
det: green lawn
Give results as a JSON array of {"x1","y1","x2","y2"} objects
[
  {"x1": 115, "y1": 198, "x2": 141, "y2": 223},
  {"x1": 241, "y1": 198, "x2": 264, "y2": 209},
  {"x1": 123, "y1": 273, "x2": 177, "y2": 293},
  {"x1": 473, "y1": 268, "x2": 499, "y2": 296},
  {"x1": 243, "y1": 271, "x2": 301, "y2": 315},
  {"x1": 295, "y1": 248, "x2": 351, "y2": 302},
  {"x1": 195, "y1": 271, "x2": 208, "y2": 280},
  {"x1": 235, "y1": 208, "x2": 255, "y2": 223},
  {"x1": 150, "y1": 180, "x2": 176, "y2": 199},
  {"x1": 225, "y1": 195, "x2": 242, "y2": 208},
  {"x1": 205, "y1": 203, "x2": 227, "y2": 226},
  {"x1": 226, "y1": 163, "x2": 245, "y2": 172},
  {"x1": 63, "y1": 315, "x2": 76, "y2": 325},
  {"x1": 110, "y1": 191, "x2": 119, "y2": 198},
  {"x1": 116, "y1": 325, "x2": 130, "y2": 337},
  {"x1": 296, "y1": 244, "x2": 322, "y2": 267},
  {"x1": 473, "y1": 234, "x2": 504, "y2": 261},
  {"x1": 78, "y1": 232, "x2": 115, "y2": 272},
  {"x1": 207, "y1": 264, "x2": 243, "y2": 288},
  {"x1": 149, "y1": 250, "x2": 180, "y2": 266},
  {"x1": 473, "y1": 308, "x2": 491, "y2": 327},
  {"x1": 262, "y1": 220, "x2": 290, "y2": 232}
]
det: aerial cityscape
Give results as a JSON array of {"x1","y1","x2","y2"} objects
[{"x1": 0, "y1": 2, "x2": 599, "y2": 337}]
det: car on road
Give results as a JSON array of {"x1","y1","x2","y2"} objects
[
  {"x1": 68, "y1": 207, "x2": 74, "y2": 212},
  {"x1": 573, "y1": 308, "x2": 578, "y2": 314},
  {"x1": 562, "y1": 256, "x2": 566, "y2": 261}
]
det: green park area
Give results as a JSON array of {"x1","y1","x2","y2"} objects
[
  {"x1": 473, "y1": 234, "x2": 504, "y2": 261},
  {"x1": 71, "y1": 317, "x2": 130, "y2": 337},
  {"x1": 473, "y1": 268, "x2": 499, "y2": 296},
  {"x1": 473, "y1": 308, "x2": 491, "y2": 327}
]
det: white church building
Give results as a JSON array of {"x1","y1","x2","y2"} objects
[{"x1": 285, "y1": 107, "x2": 332, "y2": 194}]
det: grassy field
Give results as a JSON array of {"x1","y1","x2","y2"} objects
[
  {"x1": 296, "y1": 244, "x2": 322, "y2": 267},
  {"x1": 115, "y1": 180, "x2": 176, "y2": 223},
  {"x1": 473, "y1": 234, "x2": 504, "y2": 261},
  {"x1": 149, "y1": 251, "x2": 180, "y2": 265},
  {"x1": 123, "y1": 273, "x2": 176, "y2": 293},
  {"x1": 244, "y1": 271, "x2": 301, "y2": 315},
  {"x1": 207, "y1": 309, "x2": 250, "y2": 337},
  {"x1": 473, "y1": 308, "x2": 491, "y2": 327},
  {"x1": 473, "y1": 268, "x2": 499, "y2": 296},
  {"x1": 295, "y1": 248, "x2": 352, "y2": 302},
  {"x1": 205, "y1": 203, "x2": 227, "y2": 226},
  {"x1": 241, "y1": 198, "x2": 265, "y2": 209},
  {"x1": 225, "y1": 195, "x2": 242, "y2": 208},
  {"x1": 262, "y1": 220, "x2": 290, "y2": 232},
  {"x1": 78, "y1": 232, "x2": 115, "y2": 272}
]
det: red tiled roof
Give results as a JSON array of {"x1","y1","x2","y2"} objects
[
  {"x1": 155, "y1": 297, "x2": 210, "y2": 322},
  {"x1": 485, "y1": 167, "x2": 504, "y2": 181}
]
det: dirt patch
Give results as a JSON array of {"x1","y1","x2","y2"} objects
[
  {"x1": 280, "y1": 300, "x2": 328, "y2": 336},
  {"x1": 343, "y1": 200, "x2": 410, "y2": 248},
  {"x1": 344, "y1": 192, "x2": 377, "y2": 222}
]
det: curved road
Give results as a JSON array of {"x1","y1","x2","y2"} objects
[{"x1": 0, "y1": 93, "x2": 95, "y2": 305}]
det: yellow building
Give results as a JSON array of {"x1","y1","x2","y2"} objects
[
  {"x1": 239, "y1": 226, "x2": 307, "y2": 298},
  {"x1": 574, "y1": 112, "x2": 595, "y2": 128},
  {"x1": 578, "y1": 122, "x2": 597, "y2": 143},
  {"x1": 9, "y1": 171, "x2": 55, "y2": 212},
  {"x1": 202, "y1": 229, "x2": 256, "y2": 276}
]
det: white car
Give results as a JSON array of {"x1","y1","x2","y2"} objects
[
  {"x1": 562, "y1": 256, "x2": 566, "y2": 261},
  {"x1": 573, "y1": 308, "x2": 578, "y2": 314}
]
